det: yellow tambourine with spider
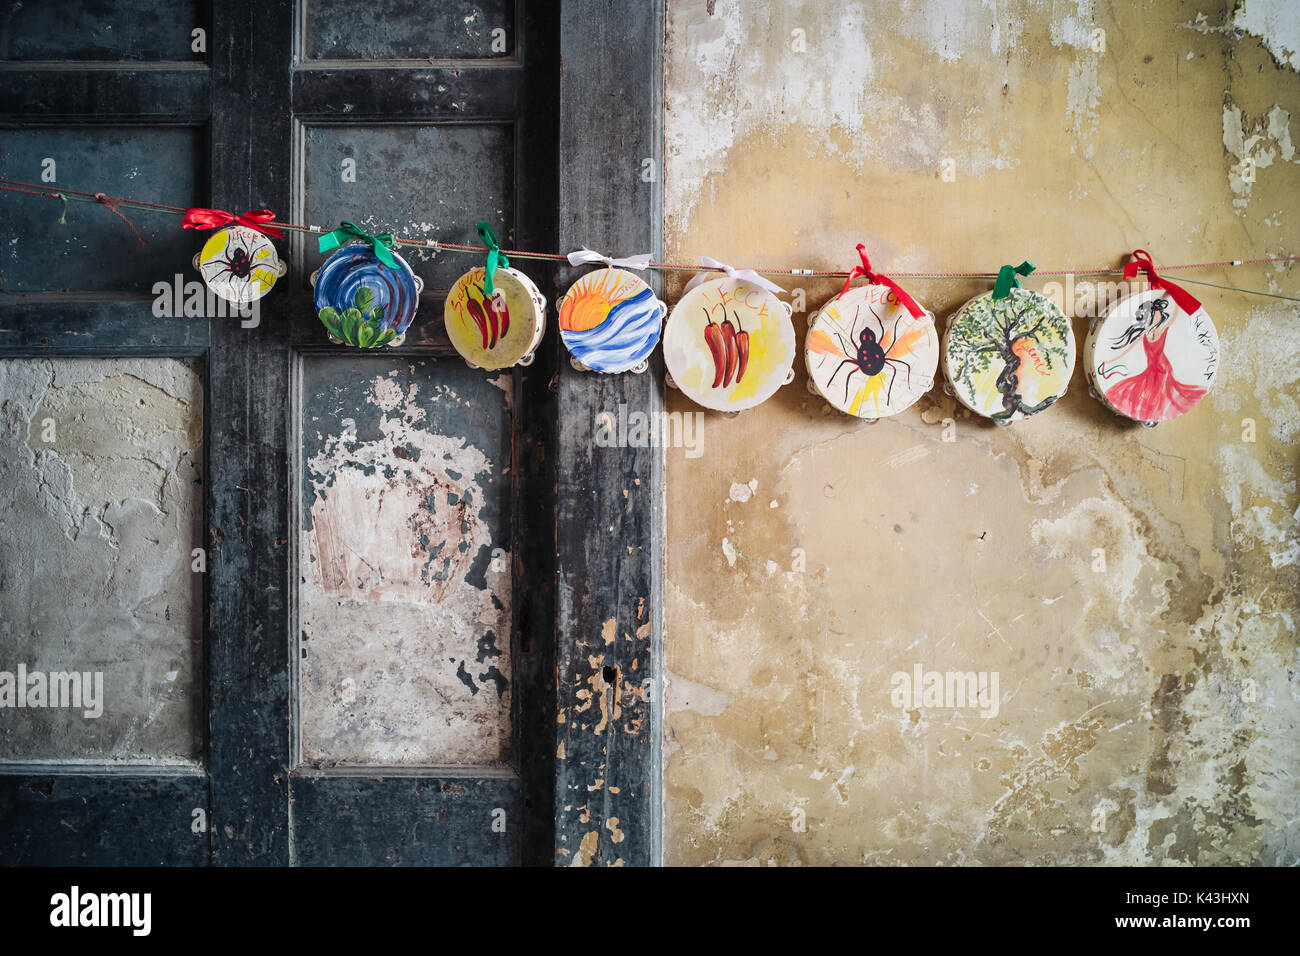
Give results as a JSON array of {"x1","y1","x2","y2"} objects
[
  {"x1": 444, "y1": 266, "x2": 547, "y2": 371},
  {"x1": 192, "y1": 224, "x2": 287, "y2": 305}
]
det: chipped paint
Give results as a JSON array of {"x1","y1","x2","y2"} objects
[{"x1": 299, "y1": 363, "x2": 513, "y2": 766}]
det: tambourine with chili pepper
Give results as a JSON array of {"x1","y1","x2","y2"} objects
[
  {"x1": 662, "y1": 275, "x2": 796, "y2": 411},
  {"x1": 445, "y1": 265, "x2": 547, "y2": 370}
]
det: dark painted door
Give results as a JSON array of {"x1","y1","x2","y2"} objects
[
  {"x1": 0, "y1": 0, "x2": 561, "y2": 866},
  {"x1": 279, "y1": 1, "x2": 560, "y2": 867}
]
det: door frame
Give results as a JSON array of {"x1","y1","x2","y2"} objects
[{"x1": 553, "y1": 0, "x2": 666, "y2": 867}]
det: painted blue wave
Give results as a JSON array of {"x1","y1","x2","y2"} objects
[
  {"x1": 313, "y1": 245, "x2": 421, "y2": 335},
  {"x1": 563, "y1": 287, "x2": 661, "y2": 371}
]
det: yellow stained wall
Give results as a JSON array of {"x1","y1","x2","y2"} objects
[{"x1": 663, "y1": 0, "x2": 1299, "y2": 865}]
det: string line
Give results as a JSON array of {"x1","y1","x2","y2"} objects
[{"x1": 2, "y1": 177, "x2": 1297, "y2": 300}]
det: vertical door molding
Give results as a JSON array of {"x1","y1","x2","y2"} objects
[
  {"x1": 554, "y1": 0, "x2": 665, "y2": 867},
  {"x1": 206, "y1": 0, "x2": 294, "y2": 865}
]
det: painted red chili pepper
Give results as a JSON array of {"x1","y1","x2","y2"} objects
[
  {"x1": 720, "y1": 314, "x2": 738, "y2": 387},
  {"x1": 734, "y1": 312, "x2": 750, "y2": 384},
  {"x1": 490, "y1": 291, "x2": 510, "y2": 345},
  {"x1": 703, "y1": 309, "x2": 725, "y2": 388},
  {"x1": 466, "y1": 295, "x2": 491, "y2": 349}
]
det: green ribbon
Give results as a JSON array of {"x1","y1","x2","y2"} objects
[
  {"x1": 55, "y1": 193, "x2": 67, "y2": 225},
  {"x1": 477, "y1": 221, "x2": 509, "y2": 296},
  {"x1": 318, "y1": 221, "x2": 398, "y2": 269},
  {"x1": 992, "y1": 260, "x2": 1035, "y2": 300}
]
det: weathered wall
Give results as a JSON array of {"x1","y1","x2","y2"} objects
[
  {"x1": 298, "y1": 358, "x2": 515, "y2": 768},
  {"x1": 0, "y1": 358, "x2": 203, "y2": 764},
  {"x1": 663, "y1": 0, "x2": 1299, "y2": 864}
]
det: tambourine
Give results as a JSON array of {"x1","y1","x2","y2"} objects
[
  {"x1": 192, "y1": 224, "x2": 287, "y2": 305},
  {"x1": 806, "y1": 283, "x2": 937, "y2": 418},
  {"x1": 941, "y1": 288, "x2": 1075, "y2": 423},
  {"x1": 444, "y1": 266, "x2": 547, "y2": 370},
  {"x1": 662, "y1": 276, "x2": 795, "y2": 411},
  {"x1": 558, "y1": 268, "x2": 665, "y2": 373},
  {"x1": 1085, "y1": 288, "x2": 1218, "y2": 425},
  {"x1": 312, "y1": 243, "x2": 422, "y2": 348}
]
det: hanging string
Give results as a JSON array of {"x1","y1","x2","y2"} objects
[
  {"x1": 1, "y1": 177, "x2": 1297, "y2": 299},
  {"x1": 1174, "y1": 275, "x2": 1300, "y2": 304},
  {"x1": 92, "y1": 193, "x2": 149, "y2": 246}
]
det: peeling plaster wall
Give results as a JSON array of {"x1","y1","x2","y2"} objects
[
  {"x1": 0, "y1": 358, "x2": 203, "y2": 764},
  {"x1": 298, "y1": 359, "x2": 513, "y2": 767},
  {"x1": 664, "y1": 0, "x2": 1299, "y2": 865}
]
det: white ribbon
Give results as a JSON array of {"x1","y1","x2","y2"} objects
[
  {"x1": 682, "y1": 255, "x2": 786, "y2": 295},
  {"x1": 566, "y1": 248, "x2": 653, "y2": 270}
]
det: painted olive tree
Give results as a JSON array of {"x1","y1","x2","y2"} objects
[{"x1": 950, "y1": 289, "x2": 1070, "y2": 420}]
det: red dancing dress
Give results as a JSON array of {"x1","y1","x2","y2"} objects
[{"x1": 1105, "y1": 327, "x2": 1206, "y2": 421}]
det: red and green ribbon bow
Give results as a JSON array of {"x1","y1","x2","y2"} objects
[
  {"x1": 182, "y1": 207, "x2": 283, "y2": 240},
  {"x1": 318, "y1": 221, "x2": 398, "y2": 269},
  {"x1": 992, "y1": 260, "x2": 1035, "y2": 299},
  {"x1": 477, "y1": 221, "x2": 510, "y2": 296},
  {"x1": 839, "y1": 244, "x2": 926, "y2": 318},
  {"x1": 1122, "y1": 249, "x2": 1201, "y2": 316}
]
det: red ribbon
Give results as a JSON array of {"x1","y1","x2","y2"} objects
[
  {"x1": 182, "y1": 207, "x2": 283, "y2": 240},
  {"x1": 839, "y1": 244, "x2": 926, "y2": 319},
  {"x1": 1122, "y1": 249, "x2": 1201, "y2": 316}
]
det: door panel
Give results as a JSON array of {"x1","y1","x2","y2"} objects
[
  {"x1": 300, "y1": 0, "x2": 513, "y2": 62},
  {"x1": 280, "y1": 0, "x2": 559, "y2": 865},
  {"x1": 0, "y1": 126, "x2": 205, "y2": 293},
  {"x1": 288, "y1": 775, "x2": 516, "y2": 866},
  {"x1": 297, "y1": 357, "x2": 514, "y2": 769},
  {"x1": 300, "y1": 122, "x2": 515, "y2": 299},
  {"x1": 0, "y1": 357, "x2": 204, "y2": 765},
  {"x1": 0, "y1": 0, "x2": 209, "y2": 63}
]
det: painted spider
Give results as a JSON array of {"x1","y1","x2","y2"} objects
[
  {"x1": 204, "y1": 229, "x2": 269, "y2": 300},
  {"x1": 826, "y1": 305, "x2": 914, "y2": 405}
]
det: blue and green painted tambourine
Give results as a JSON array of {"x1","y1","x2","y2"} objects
[{"x1": 312, "y1": 243, "x2": 423, "y2": 348}]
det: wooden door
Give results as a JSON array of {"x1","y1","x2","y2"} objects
[{"x1": 0, "y1": 0, "x2": 662, "y2": 867}]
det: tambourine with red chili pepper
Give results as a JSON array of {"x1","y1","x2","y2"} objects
[
  {"x1": 445, "y1": 265, "x2": 547, "y2": 370},
  {"x1": 662, "y1": 275, "x2": 796, "y2": 411}
]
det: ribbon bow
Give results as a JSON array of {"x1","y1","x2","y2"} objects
[
  {"x1": 183, "y1": 207, "x2": 284, "y2": 240},
  {"x1": 838, "y1": 244, "x2": 926, "y2": 319},
  {"x1": 683, "y1": 256, "x2": 786, "y2": 295},
  {"x1": 1122, "y1": 249, "x2": 1201, "y2": 316},
  {"x1": 318, "y1": 221, "x2": 398, "y2": 269},
  {"x1": 566, "y1": 248, "x2": 653, "y2": 270},
  {"x1": 992, "y1": 260, "x2": 1035, "y2": 300},
  {"x1": 477, "y1": 222, "x2": 511, "y2": 296}
]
